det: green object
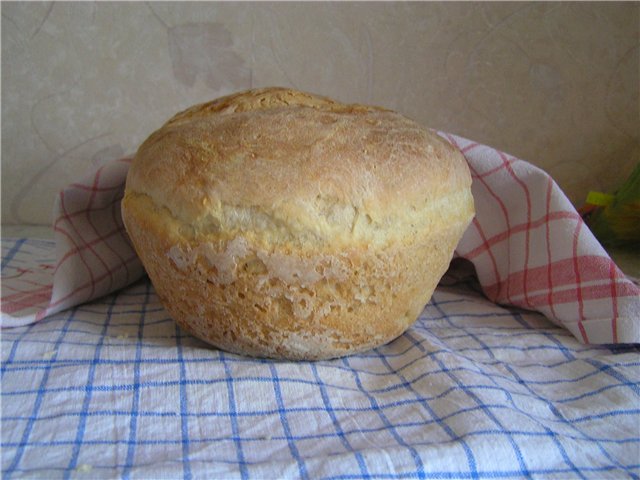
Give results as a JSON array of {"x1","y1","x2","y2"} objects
[
  {"x1": 587, "y1": 162, "x2": 640, "y2": 249},
  {"x1": 586, "y1": 191, "x2": 615, "y2": 207}
]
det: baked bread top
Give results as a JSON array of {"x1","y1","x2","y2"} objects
[{"x1": 125, "y1": 87, "x2": 473, "y2": 249}]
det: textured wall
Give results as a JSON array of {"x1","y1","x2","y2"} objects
[{"x1": 2, "y1": 2, "x2": 639, "y2": 225}]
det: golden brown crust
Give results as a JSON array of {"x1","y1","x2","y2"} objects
[
  {"x1": 122, "y1": 87, "x2": 474, "y2": 360},
  {"x1": 125, "y1": 87, "x2": 472, "y2": 247}
]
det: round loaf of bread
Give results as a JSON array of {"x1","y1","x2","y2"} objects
[{"x1": 121, "y1": 87, "x2": 474, "y2": 360}]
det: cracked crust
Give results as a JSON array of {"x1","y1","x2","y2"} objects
[{"x1": 122, "y1": 87, "x2": 474, "y2": 360}]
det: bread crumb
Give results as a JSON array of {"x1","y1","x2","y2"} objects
[
  {"x1": 75, "y1": 464, "x2": 92, "y2": 473},
  {"x1": 42, "y1": 350, "x2": 56, "y2": 360}
]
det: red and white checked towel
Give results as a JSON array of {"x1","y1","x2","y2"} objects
[
  {"x1": 1, "y1": 158, "x2": 145, "y2": 327},
  {"x1": 2, "y1": 133, "x2": 639, "y2": 343}
]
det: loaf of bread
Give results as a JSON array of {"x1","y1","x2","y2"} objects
[{"x1": 121, "y1": 87, "x2": 474, "y2": 360}]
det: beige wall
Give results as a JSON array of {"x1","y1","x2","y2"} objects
[{"x1": 2, "y1": 2, "x2": 639, "y2": 226}]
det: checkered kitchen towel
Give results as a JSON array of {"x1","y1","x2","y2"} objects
[
  {"x1": 2, "y1": 244, "x2": 639, "y2": 478},
  {"x1": 2, "y1": 133, "x2": 639, "y2": 344}
]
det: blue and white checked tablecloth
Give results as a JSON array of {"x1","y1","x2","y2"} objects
[{"x1": 2, "y1": 237, "x2": 639, "y2": 479}]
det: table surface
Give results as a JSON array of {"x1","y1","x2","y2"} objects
[{"x1": 1, "y1": 233, "x2": 639, "y2": 479}]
